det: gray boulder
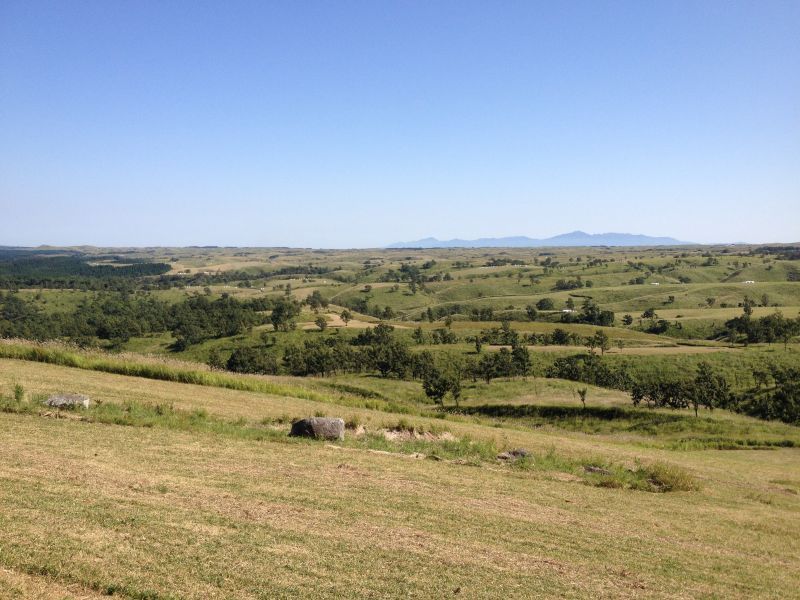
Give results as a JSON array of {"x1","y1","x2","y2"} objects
[
  {"x1": 290, "y1": 417, "x2": 345, "y2": 441},
  {"x1": 497, "y1": 448, "x2": 530, "y2": 461},
  {"x1": 44, "y1": 393, "x2": 91, "y2": 409}
]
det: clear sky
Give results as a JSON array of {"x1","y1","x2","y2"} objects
[{"x1": 1, "y1": 1, "x2": 798, "y2": 247}]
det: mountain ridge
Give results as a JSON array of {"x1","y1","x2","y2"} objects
[{"x1": 387, "y1": 231, "x2": 694, "y2": 248}]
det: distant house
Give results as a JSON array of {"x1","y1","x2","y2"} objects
[
  {"x1": 561, "y1": 309, "x2": 575, "y2": 313},
  {"x1": 743, "y1": 280, "x2": 755, "y2": 284},
  {"x1": 651, "y1": 282, "x2": 660, "y2": 286}
]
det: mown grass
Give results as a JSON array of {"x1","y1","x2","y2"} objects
[
  {"x1": 4, "y1": 341, "x2": 798, "y2": 452},
  {"x1": 1, "y1": 388, "x2": 696, "y2": 493},
  {"x1": 0, "y1": 352, "x2": 798, "y2": 598},
  {"x1": 0, "y1": 340, "x2": 416, "y2": 415}
]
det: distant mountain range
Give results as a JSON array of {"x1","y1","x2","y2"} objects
[{"x1": 387, "y1": 231, "x2": 693, "y2": 248}]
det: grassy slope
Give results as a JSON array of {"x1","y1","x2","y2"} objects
[{"x1": 1, "y1": 359, "x2": 799, "y2": 599}]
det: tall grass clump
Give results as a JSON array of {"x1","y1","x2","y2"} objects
[{"x1": 513, "y1": 448, "x2": 698, "y2": 493}]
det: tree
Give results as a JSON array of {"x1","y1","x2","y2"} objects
[
  {"x1": 743, "y1": 295, "x2": 755, "y2": 317},
  {"x1": 576, "y1": 387, "x2": 588, "y2": 409},
  {"x1": 511, "y1": 344, "x2": 531, "y2": 376},
  {"x1": 340, "y1": 309, "x2": 352, "y2": 326},
  {"x1": 305, "y1": 290, "x2": 328, "y2": 312},
  {"x1": 226, "y1": 346, "x2": 279, "y2": 375},
  {"x1": 314, "y1": 316, "x2": 328, "y2": 331},
  {"x1": 270, "y1": 298, "x2": 300, "y2": 332},
  {"x1": 622, "y1": 314, "x2": 633, "y2": 326},
  {"x1": 536, "y1": 298, "x2": 554, "y2": 311},
  {"x1": 691, "y1": 361, "x2": 730, "y2": 417},
  {"x1": 477, "y1": 353, "x2": 497, "y2": 384},
  {"x1": 412, "y1": 350, "x2": 436, "y2": 380},
  {"x1": 206, "y1": 348, "x2": 226, "y2": 371},
  {"x1": 525, "y1": 305, "x2": 538, "y2": 321},
  {"x1": 422, "y1": 366, "x2": 461, "y2": 407},
  {"x1": 367, "y1": 337, "x2": 411, "y2": 378},
  {"x1": 593, "y1": 330, "x2": 611, "y2": 356}
]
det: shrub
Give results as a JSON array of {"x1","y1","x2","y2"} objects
[{"x1": 637, "y1": 462, "x2": 698, "y2": 492}]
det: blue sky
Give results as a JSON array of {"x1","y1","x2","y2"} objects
[{"x1": 1, "y1": 1, "x2": 798, "y2": 247}]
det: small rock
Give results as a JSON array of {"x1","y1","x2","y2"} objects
[
  {"x1": 584, "y1": 465, "x2": 611, "y2": 475},
  {"x1": 44, "y1": 394, "x2": 91, "y2": 410},
  {"x1": 289, "y1": 417, "x2": 345, "y2": 441},
  {"x1": 497, "y1": 448, "x2": 530, "y2": 460}
]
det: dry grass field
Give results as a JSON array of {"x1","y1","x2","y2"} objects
[{"x1": 1, "y1": 357, "x2": 799, "y2": 599}]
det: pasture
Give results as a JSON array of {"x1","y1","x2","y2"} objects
[{"x1": 1, "y1": 243, "x2": 799, "y2": 598}]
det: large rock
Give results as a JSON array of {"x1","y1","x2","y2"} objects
[
  {"x1": 290, "y1": 417, "x2": 345, "y2": 441},
  {"x1": 44, "y1": 393, "x2": 91, "y2": 409}
]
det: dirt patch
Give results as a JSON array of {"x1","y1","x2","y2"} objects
[{"x1": 300, "y1": 312, "x2": 409, "y2": 329}]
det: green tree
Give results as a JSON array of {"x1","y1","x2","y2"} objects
[
  {"x1": 305, "y1": 290, "x2": 328, "y2": 312},
  {"x1": 270, "y1": 298, "x2": 300, "y2": 332},
  {"x1": 525, "y1": 305, "x2": 537, "y2": 321},
  {"x1": 576, "y1": 387, "x2": 588, "y2": 409},
  {"x1": 511, "y1": 344, "x2": 531, "y2": 376},
  {"x1": 593, "y1": 330, "x2": 610, "y2": 356},
  {"x1": 226, "y1": 346, "x2": 279, "y2": 375},
  {"x1": 422, "y1": 365, "x2": 462, "y2": 407},
  {"x1": 691, "y1": 361, "x2": 730, "y2": 417},
  {"x1": 536, "y1": 298, "x2": 554, "y2": 311},
  {"x1": 206, "y1": 348, "x2": 226, "y2": 371}
]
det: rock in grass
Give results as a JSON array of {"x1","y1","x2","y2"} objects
[
  {"x1": 290, "y1": 417, "x2": 345, "y2": 441},
  {"x1": 584, "y1": 465, "x2": 611, "y2": 476},
  {"x1": 44, "y1": 393, "x2": 91, "y2": 409},
  {"x1": 497, "y1": 448, "x2": 530, "y2": 461}
]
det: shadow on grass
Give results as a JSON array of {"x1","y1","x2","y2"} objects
[
  {"x1": 448, "y1": 404, "x2": 684, "y2": 424},
  {"x1": 444, "y1": 404, "x2": 797, "y2": 448}
]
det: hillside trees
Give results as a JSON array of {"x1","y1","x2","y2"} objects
[
  {"x1": 270, "y1": 298, "x2": 301, "y2": 332},
  {"x1": 226, "y1": 346, "x2": 280, "y2": 375},
  {"x1": 630, "y1": 362, "x2": 731, "y2": 417}
]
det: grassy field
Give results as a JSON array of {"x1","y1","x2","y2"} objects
[
  {"x1": 2, "y1": 244, "x2": 799, "y2": 598},
  {"x1": 1, "y1": 354, "x2": 799, "y2": 598}
]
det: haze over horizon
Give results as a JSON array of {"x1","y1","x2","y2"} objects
[{"x1": 2, "y1": 2, "x2": 799, "y2": 247}]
